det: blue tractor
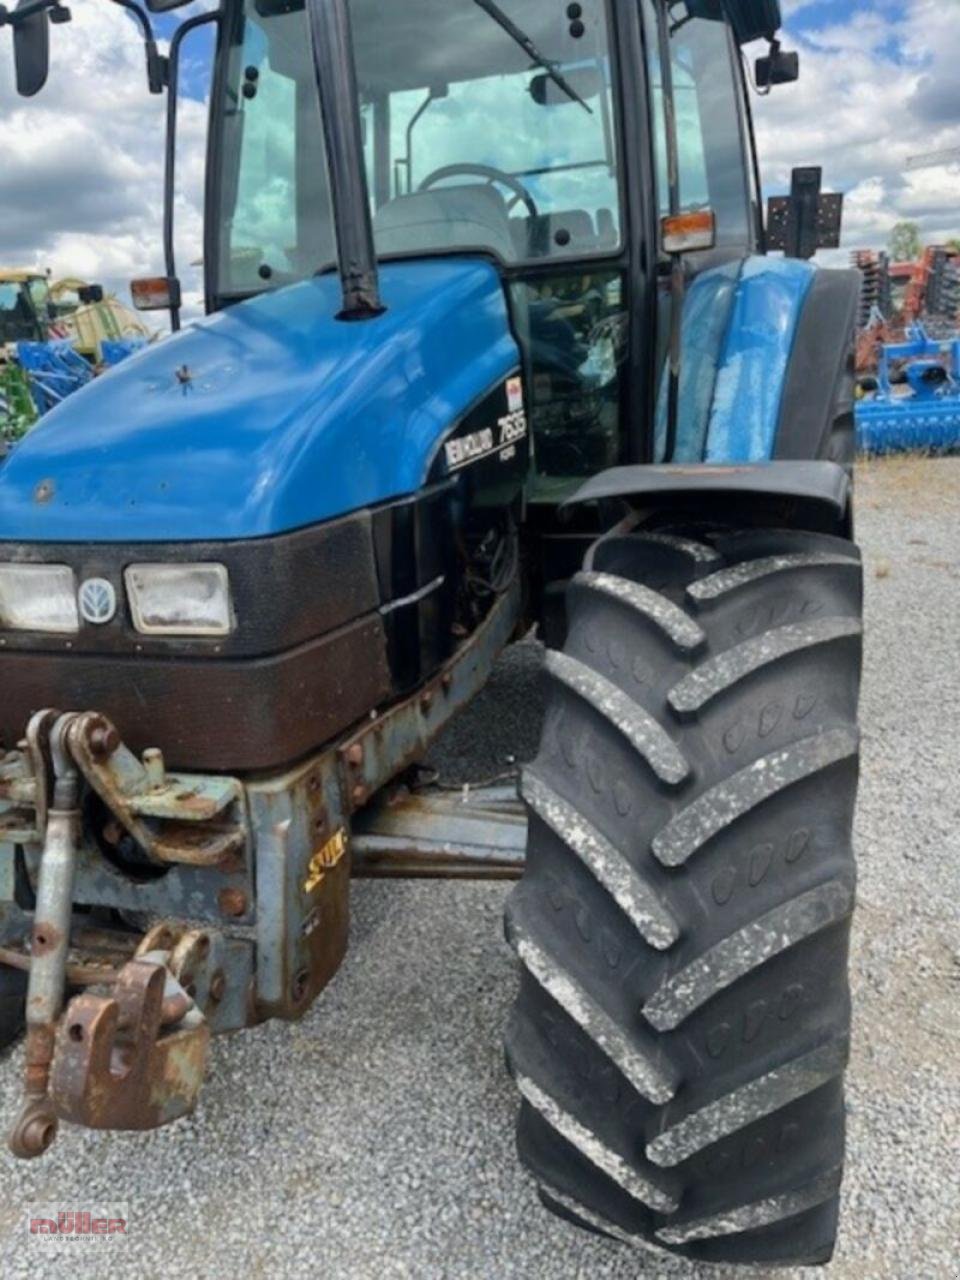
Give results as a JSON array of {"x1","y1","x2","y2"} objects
[{"x1": 0, "y1": 0, "x2": 862, "y2": 1265}]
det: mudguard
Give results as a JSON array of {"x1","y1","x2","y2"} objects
[
  {"x1": 564, "y1": 460, "x2": 852, "y2": 535},
  {"x1": 774, "y1": 268, "x2": 861, "y2": 462}
]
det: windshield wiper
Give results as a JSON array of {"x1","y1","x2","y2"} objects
[{"x1": 471, "y1": 0, "x2": 593, "y2": 113}]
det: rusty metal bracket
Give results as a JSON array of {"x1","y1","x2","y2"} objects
[
  {"x1": 50, "y1": 959, "x2": 210, "y2": 1132},
  {"x1": 338, "y1": 578, "x2": 521, "y2": 813},
  {"x1": 135, "y1": 922, "x2": 229, "y2": 1019},
  {"x1": 0, "y1": 922, "x2": 140, "y2": 988},
  {"x1": 0, "y1": 708, "x2": 60, "y2": 846},
  {"x1": 352, "y1": 782, "x2": 526, "y2": 879},
  {"x1": 68, "y1": 712, "x2": 246, "y2": 867}
]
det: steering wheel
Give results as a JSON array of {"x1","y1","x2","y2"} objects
[{"x1": 418, "y1": 163, "x2": 539, "y2": 219}]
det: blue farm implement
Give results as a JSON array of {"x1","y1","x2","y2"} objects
[
  {"x1": 0, "y1": 1, "x2": 864, "y2": 1265},
  {"x1": 0, "y1": 268, "x2": 148, "y2": 448},
  {"x1": 1, "y1": 337, "x2": 145, "y2": 451},
  {"x1": 856, "y1": 325, "x2": 960, "y2": 454}
]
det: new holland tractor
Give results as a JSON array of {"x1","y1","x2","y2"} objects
[{"x1": 0, "y1": 0, "x2": 862, "y2": 1266}]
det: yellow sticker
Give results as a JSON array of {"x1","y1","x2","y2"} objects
[{"x1": 304, "y1": 828, "x2": 348, "y2": 894}]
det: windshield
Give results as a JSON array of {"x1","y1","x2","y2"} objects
[
  {"x1": 216, "y1": 0, "x2": 622, "y2": 296},
  {"x1": 0, "y1": 279, "x2": 46, "y2": 343}
]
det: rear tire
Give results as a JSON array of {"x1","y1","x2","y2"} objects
[{"x1": 505, "y1": 527, "x2": 862, "y2": 1265}]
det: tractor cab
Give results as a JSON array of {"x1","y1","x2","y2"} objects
[
  {"x1": 0, "y1": 271, "x2": 51, "y2": 345},
  {"x1": 203, "y1": 0, "x2": 784, "y2": 495},
  {"x1": 4, "y1": 0, "x2": 796, "y2": 495}
]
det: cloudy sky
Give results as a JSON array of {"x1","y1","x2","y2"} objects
[{"x1": 0, "y1": 0, "x2": 956, "y2": 313}]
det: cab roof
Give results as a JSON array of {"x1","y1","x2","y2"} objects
[
  {"x1": 724, "y1": 0, "x2": 783, "y2": 44},
  {"x1": 0, "y1": 269, "x2": 45, "y2": 285}
]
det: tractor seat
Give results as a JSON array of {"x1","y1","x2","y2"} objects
[{"x1": 373, "y1": 185, "x2": 517, "y2": 263}]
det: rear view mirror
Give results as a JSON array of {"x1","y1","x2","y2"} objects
[
  {"x1": 756, "y1": 45, "x2": 800, "y2": 89},
  {"x1": 77, "y1": 284, "x2": 104, "y2": 305},
  {"x1": 11, "y1": 0, "x2": 51, "y2": 97},
  {"x1": 530, "y1": 65, "x2": 603, "y2": 106}
]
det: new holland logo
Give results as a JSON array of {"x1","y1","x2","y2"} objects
[{"x1": 78, "y1": 578, "x2": 117, "y2": 626}]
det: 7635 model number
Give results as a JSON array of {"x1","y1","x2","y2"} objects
[{"x1": 445, "y1": 409, "x2": 528, "y2": 472}]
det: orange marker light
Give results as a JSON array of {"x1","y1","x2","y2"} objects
[
  {"x1": 130, "y1": 277, "x2": 181, "y2": 311},
  {"x1": 661, "y1": 209, "x2": 717, "y2": 255}
]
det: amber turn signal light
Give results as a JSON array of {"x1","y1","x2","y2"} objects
[
  {"x1": 661, "y1": 210, "x2": 716, "y2": 255},
  {"x1": 130, "y1": 276, "x2": 182, "y2": 311}
]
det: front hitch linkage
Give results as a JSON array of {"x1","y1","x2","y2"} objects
[
  {"x1": 8, "y1": 712, "x2": 81, "y2": 1157},
  {"x1": 7, "y1": 712, "x2": 215, "y2": 1158}
]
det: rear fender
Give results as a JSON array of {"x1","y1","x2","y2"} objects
[{"x1": 563, "y1": 460, "x2": 853, "y2": 538}]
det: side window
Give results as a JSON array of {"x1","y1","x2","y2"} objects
[
  {"x1": 644, "y1": 3, "x2": 752, "y2": 250},
  {"x1": 223, "y1": 21, "x2": 298, "y2": 290},
  {"x1": 220, "y1": 9, "x2": 335, "y2": 293}
]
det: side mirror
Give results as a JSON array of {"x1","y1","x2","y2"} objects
[
  {"x1": 756, "y1": 45, "x2": 800, "y2": 89},
  {"x1": 10, "y1": 0, "x2": 51, "y2": 97},
  {"x1": 77, "y1": 284, "x2": 104, "y2": 305}
]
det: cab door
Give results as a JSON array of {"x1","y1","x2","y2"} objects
[{"x1": 640, "y1": 0, "x2": 760, "y2": 462}]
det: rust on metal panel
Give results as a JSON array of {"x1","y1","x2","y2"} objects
[
  {"x1": 300, "y1": 852, "x2": 349, "y2": 1008},
  {"x1": 353, "y1": 858, "x2": 522, "y2": 880},
  {"x1": 218, "y1": 886, "x2": 249, "y2": 918},
  {"x1": 66, "y1": 713, "x2": 247, "y2": 868},
  {"x1": 351, "y1": 781, "x2": 526, "y2": 880},
  {"x1": 29, "y1": 921, "x2": 62, "y2": 956},
  {"x1": 338, "y1": 579, "x2": 521, "y2": 814},
  {"x1": 0, "y1": 710, "x2": 61, "y2": 844},
  {"x1": 303, "y1": 828, "x2": 348, "y2": 894}
]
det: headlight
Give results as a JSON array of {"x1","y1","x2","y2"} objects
[
  {"x1": 125, "y1": 563, "x2": 234, "y2": 637},
  {"x1": 0, "y1": 564, "x2": 79, "y2": 633}
]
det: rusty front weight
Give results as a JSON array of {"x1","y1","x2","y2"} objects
[
  {"x1": 49, "y1": 960, "x2": 210, "y2": 1132},
  {"x1": 8, "y1": 713, "x2": 80, "y2": 1159},
  {"x1": 46, "y1": 923, "x2": 218, "y2": 1134}
]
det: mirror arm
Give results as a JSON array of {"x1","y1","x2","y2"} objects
[
  {"x1": 108, "y1": 0, "x2": 167, "y2": 93},
  {"x1": 0, "y1": 0, "x2": 66, "y2": 27}
]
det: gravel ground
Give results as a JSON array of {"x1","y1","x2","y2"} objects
[{"x1": 1, "y1": 457, "x2": 959, "y2": 1279}]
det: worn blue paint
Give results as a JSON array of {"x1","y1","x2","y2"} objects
[
  {"x1": 656, "y1": 256, "x2": 816, "y2": 465},
  {"x1": 0, "y1": 259, "x2": 518, "y2": 543},
  {"x1": 654, "y1": 260, "x2": 741, "y2": 463},
  {"x1": 705, "y1": 256, "x2": 816, "y2": 463}
]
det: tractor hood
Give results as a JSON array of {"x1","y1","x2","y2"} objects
[{"x1": 0, "y1": 258, "x2": 518, "y2": 543}]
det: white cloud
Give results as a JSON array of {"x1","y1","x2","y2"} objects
[
  {"x1": 0, "y1": 1, "x2": 209, "y2": 323},
  {"x1": 750, "y1": 0, "x2": 960, "y2": 257}
]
